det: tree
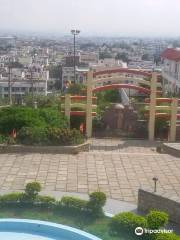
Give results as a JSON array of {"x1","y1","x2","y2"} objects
[
  {"x1": 9, "y1": 62, "x2": 24, "y2": 68},
  {"x1": 115, "y1": 52, "x2": 129, "y2": 63},
  {"x1": 99, "y1": 51, "x2": 112, "y2": 60},
  {"x1": 67, "y1": 83, "x2": 86, "y2": 95},
  {"x1": 141, "y1": 54, "x2": 150, "y2": 61}
]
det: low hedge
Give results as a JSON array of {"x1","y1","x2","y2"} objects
[
  {"x1": 110, "y1": 211, "x2": 179, "y2": 239},
  {"x1": 36, "y1": 195, "x2": 56, "y2": 208},
  {"x1": 156, "y1": 233, "x2": 180, "y2": 240},
  {"x1": 17, "y1": 127, "x2": 84, "y2": 146},
  {"x1": 110, "y1": 212, "x2": 147, "y2": 235},
  {"x1": 0, "y1": 193, "x2": 24, "y2": 206},
  {"x1": 60, "y1": 196, "x2": 88, "y2": 212},
  {"x1": 0, "y1": 182, "x2": 106, "y2": 219}
]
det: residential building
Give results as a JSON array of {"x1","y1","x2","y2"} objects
[
  {"x1": 161, "y1": 48, "x2": 180, "y2": 94},
  {"x1": 0, "y1": 64, "x2": 49, "y2": 101}
]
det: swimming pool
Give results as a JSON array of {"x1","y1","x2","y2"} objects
[{"x1": 0, "y1": 219, "x2": 102, "y2": 240}]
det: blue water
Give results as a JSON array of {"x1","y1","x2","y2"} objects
[
  {"x1": 0, "y1": 219, "x2": 102, "y2": 240},
  {"x1": 0, "y1": 232, "x2": 61, "y2": 240}
]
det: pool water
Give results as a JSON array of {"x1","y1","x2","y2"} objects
[
  {"x1": 0, "y1": 219, "x2": 102, "y2": 240},
  {"x1": 0, "y1": 232, "x2": 62, "y2": 240}
]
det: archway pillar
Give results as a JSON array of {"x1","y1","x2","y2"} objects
[
  {"x1": 65, "y1": 94, "x2": 71, "y2": 126},
  {"x1": 148, "y1": 73, "x2": 157, "y2": 141},
  {"x1": 86, "y1": 70, "x2": 93, "y2": 138},
  {"x1": 169, "y1": 98, "x2": 178, "y2": 142}
]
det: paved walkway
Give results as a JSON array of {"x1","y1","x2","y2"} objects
[
  {"x1": 0, "y1": 139, "x2": 179, "y2": 204},
  {"x1": 90, "y1": 139, "x2": 159, "y2": 153}
]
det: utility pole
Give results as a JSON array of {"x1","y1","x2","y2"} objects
[
  {"x1": 8, "y1": 58, "x2": 12, "y2": 105},
  {"x1": 30, "y1": 68, "x2": 34, "y2": 105}
]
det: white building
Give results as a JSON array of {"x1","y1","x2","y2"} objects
[
  {"x1": 161, "y1": 48, "x2": 180, "y2": 94},
  {"x1": 90, "y1": 58, "x2": 127, "y2": 71},
  {"x1": 62, "y1": 66, "x2": 89, "y2": 90},
  {"x1": 0, "y1": 64, "x2": 49, "y2": 100}
]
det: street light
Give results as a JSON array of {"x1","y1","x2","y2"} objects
[
  {"x1": 71, "y1": 29, "x2": 80, "y2": 84},
  {"x1": 152, "y1": 177, "x2": 158, "y2": 192}
]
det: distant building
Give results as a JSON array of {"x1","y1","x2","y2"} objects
[
  {"x1": 80, "y1": 52, "x2": 98, "y2": 66},
  {"x1": 161, "y1": 48, "x2": 180, "y2": 94},
  {"x1": 0, "y1": 64, "x2": 49, "y2": 101},
  {"x1": 62, "y1": 66, "x2": 88, "y2": 90},
  {"x1": 0, "y1": 36, "x2": 16, "y2": 49},
  {"x1": 91, "y1": 58, "x2": 127, "y2": 70},
  {"x1": 65, "y1": 54, "x2": 80, "y2": 67}
]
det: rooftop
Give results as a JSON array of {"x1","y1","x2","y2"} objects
[{"x1": 161, "y1": 48, "x2": 180, "y2": 62}]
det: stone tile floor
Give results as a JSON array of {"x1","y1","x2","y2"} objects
[{"x1": 0, "y1": 139, "x2": 179, "y2": 204}]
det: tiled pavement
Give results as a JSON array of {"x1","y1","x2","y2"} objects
[
  {"x1": 90, "y1": 139, "x2": 159, "y2": 153},
  {"x1": 0, "y1": 139, "x2": 179, "y2": 204}
]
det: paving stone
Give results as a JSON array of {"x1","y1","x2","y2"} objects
[{"x1": 0, "y1": 139, "x2": 180, "y2": 203}]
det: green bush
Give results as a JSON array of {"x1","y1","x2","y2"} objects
[
  {"x1": 38, "y1": 108, "x2": 68, "y2": 129},
  {"x1": 47, "y1": 128, "x2": 84, "y2": 146},
  {"x1": 87, "y1": 192, "x2": 106, "y2": 217},
  {"x1": 0, "y1": 182, "x2": 108, "y2": 220},
  {"x1": 0, "y1": 107, "x2": 45, "y2": 134},
  {"x1": 17, "y1": 127, "x2": 84, "y2": 146},
  {"x1": 67, "y1": 83, "x2": 86, "y2": 95},
  {"x1": 146, "y1": 210, "x2": 168, "y2": 230},
  {"x1": 60, "y1": 196, "x2": 88, "y2": 212},
  {"x1": 23, "y1": 95, "x2": 60, "y2": 108},
  {"x1": 156, "y1": 233, "x2": 180, "y2": 240},
  {"x1": 0, "y1": 193, "x2": 24, "y2": 206},
  {"x1": 0, "y1": 107, "x2": 68, "y2": 135},
  {"x1": 36, "y1": 195, "x2": 56, "y2": 208},
  {"x1": 25, "y1": 182, "x2": 41, "y2": 200},
  {"x1": 17, "y1": 127, "x2": 48, "y2": 145},
  {"x1": 0, "y1": 134, "x2": 8, "y2": 144},
  {"x1": 110, "y1": 212, "x2": 147, "y2": 235}
]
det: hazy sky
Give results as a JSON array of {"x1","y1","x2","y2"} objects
[{"x1": 0, "y1": 0, "x2": 180, "y2": 37}]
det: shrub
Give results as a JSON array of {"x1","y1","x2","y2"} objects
[
  {"x1": 87, "y1": 192, "x2": 106, "y2": 217},
  {"x1": 47, "y1": 128, "x2": 84, "y2": 146},
  {"x1": 36, "y1": 195, "x2": 56, "y2": 208},
  {"x1": 146, "y1": 210, "x2": 168, "y2": 230},
  {"x1": 17, "y1": 127, "x2": 84, "y2": 146},
  {"x1": 0, "y1": 193, "x2": 24, "y2": 206},
  {"x1": 67, "y1": 83, "x2": 86, "y2": 95},
  {"x1": 110, "y1": 212, "x2": 147, "y2": 235},
  {"x1": 0, "y1": 107, "x2": 45, "y2": 134},
  {"x1": 17, "y1": 127, "x2": 48, "y2": 145},
  {"x1": 0, "y1": 134, "x2": 8, "y2": 144},
  {"x1": 25, "y1": 182, "x2": 41, "y2": 200},
  {"x1": 23, "y1": 95, "x2": 60, "y2": 108},
  {"x1": 156, "y1": 233, "x2": 180, "y2": 240},
  {"x1": 38, "y1": 108, "x2": 68, "y2": 129},
  {"x1": 60, "y1": 196, "x2": 88, "y2": 212},
  {"x1": 0, "y1": 107, "x2": 68, "y2": 135}
]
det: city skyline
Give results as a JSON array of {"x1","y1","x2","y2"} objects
[{"x1": 0, "y1": 0, "x2": 180, "y2": 37}]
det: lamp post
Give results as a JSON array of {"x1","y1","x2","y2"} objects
[
  {"x1": 71, "y1": 29, "x2": 80, "y2": 84},
  {"x1": 152, "y1": 177, "x2": 158, "y2": 192}
]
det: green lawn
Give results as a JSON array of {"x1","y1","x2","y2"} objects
[{"x1": 0, "y1": 206, "x2": 136, "y2": 240}]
